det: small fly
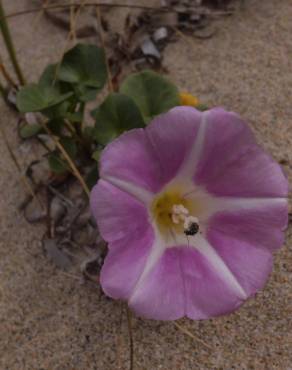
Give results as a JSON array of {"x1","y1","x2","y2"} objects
[{"x1": 184, "y1": 221, "x2": 199, "y2": 236}]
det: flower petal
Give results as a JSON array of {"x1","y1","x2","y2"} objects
[
  {"x1": 99, "y1": 107, "x2": 202, "y2": 193},
  {"x1": 206, "y1": 230, "x2": 273, "y2": 297},
  {"x1": 90, "y1": 179, "x2": 150, "y2": 243},
  {"x1": 204, "y1": 200, "x2": 288, "y2": 297},
  {"x1": 129, "y1": 247, "x2": 246, "y2": 320},
  {"x1": 207, "y1": 201, "x2": 288, "y2": 252},
  {"x1": 100, "y1": 227, "x2": 154, "y2": 300},
  {"x1": 194, "y1": 108, "x2": 288, "y2": 197},
  {"x1": 182, "y1": 247, "x2": 245, "y2": 320},
  {"x1": 129, "y1": 248, "x2": 185, "y2": 320}
]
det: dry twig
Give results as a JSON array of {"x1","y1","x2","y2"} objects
[
  {"x1": 5, "y1": 3, "x2": 165, "y2": 20},
  {"x1": 0, "y1": 54, "x2": 17, "y2": 87},
  {"x1": 95, "y1": 6, "x2": 113, "y2": 93},
  {"x1": 174, "y1": 322, "x2": 212, "y2": 351}
]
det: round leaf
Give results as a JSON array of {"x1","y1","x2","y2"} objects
[
  {"x1": 92, "y1": 93, "x2": 145, "y2": 145},
  {"x1": 39, "y1": 64, "x2": 58, "y2": 87},
  {"x1": 16, "y1": 84, "x2": 73, "y2": 113},
  {"x1": 19, "y1": 123, "x2": 42, "y2": 139},
  {"x1": 120, "y1": 70, "x2": 180, "y2": 121},
  {"x1": 58, "y1": 44, "x2": 107, "y2": 90}
]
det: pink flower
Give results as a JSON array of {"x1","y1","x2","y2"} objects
[{"x1": 90, "y1": 107, "x2": 288, "y2": 320}]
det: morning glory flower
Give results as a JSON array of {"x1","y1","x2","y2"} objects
[{"x1": 90, "y1": 107, "x2": 288, "y2": 320}]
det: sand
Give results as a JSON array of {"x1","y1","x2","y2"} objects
[{"x1": 0, "y1": 0, "x2": 291, "y2": 369}]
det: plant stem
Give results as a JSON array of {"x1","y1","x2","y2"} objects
[{"x1": 0, "y1": 0, "x2": 26, "y2": 85}]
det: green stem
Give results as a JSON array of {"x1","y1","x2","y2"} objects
[{"x1": 0, "y1": 0, "x2": 25, "y2": 85}]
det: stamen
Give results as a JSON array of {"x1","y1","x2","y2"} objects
[{"x1": 172, "y1": 204, "x2": 189, "y2": 215}]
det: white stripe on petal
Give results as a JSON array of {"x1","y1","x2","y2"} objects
[
  {"x1": 209, "y1": 196, "x2": 287, "y2": 215},
  {"x1": 175, "y1": 111, "x2": 208, "y2": 181},
  {"x1": 102, "y1": 175, "x2": 154, "y2": 205},
  {"x1": 129, "y1": 233, "x2": 166, "y2": 303},
  {"x1": 193, "y1": 235, "x2": 247, "y2": 299}
]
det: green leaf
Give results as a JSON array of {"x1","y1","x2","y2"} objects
[
  {"x1": 92, "y1": 150, "x2": 101, "y2": 162},
  {"x1": 86, "y1": 165, "x2": 99, "y2": 190},
  {"x1": 39, "y1": 64, "x2": 58, "y2": 87},
  {"x1": 73, "y1": 84, "x2": 99, "y2": 102},
  {"x1": 92, "y1": 93, "x2": 145, "y2": 145},
  {"x1": 16, "y1": 84, "x2": 73, "y2": 113},
  {"x1": 60, "y1": 136, "x2": 77, "y2": 159},
  {"x1": 120, "y1": 70, "x2": 180, "y2": 121},
  {"x1": 65, "y1": 111, "x2": 83, "y2": 123},
  {"x1": 58, "y1": 44, "x2": 107, "y2": 90},
  {"x1": 48, "y1": 154, "x2": 68, "y2": 174},
  {"x1": 38, "y1": 64, "x2": 77, "y2": 118},
  {"x1": 42, "y1": 100, "x2": 72, "y2": 119},
  {"x1": 19, "y1": 123, "x2": 42, "y2": 139}
]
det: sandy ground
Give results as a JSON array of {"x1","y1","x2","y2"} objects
[{"x1": 0, "y1": 0, "x2": 291, "y2": 369}]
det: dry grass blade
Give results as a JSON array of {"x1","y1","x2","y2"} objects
[
  {"x1": 0, "y1": 0, "x2": 26, "y2": 85},
  {"x1": 5, "y1": 3, "x2": 165, "y2": 20},
  {"x1": 53, "y1": 0, "x2": 87, "y2": 83},
  {"x1": 126, "y1": 307, "x2": 134, "y2": 370},
  {"x1": 173, "y1": 322, "x2": 212, "y2": 351},
  {"x1": 70, "y1": 0, "x2": 77, "y2": 42},
  {"x1": 40, "y1": 121, "x2": 90, "y2": 197},
  {"x1": 95, "y1": 6, "x2": 113, "y2": 93},
  {"x1": 0, "y1": 123, "x2": 45, "y2": 211},
  {"x1": 0, "y1": 54, "x2": 17, "y2": 87},
  {"x1": 31, "y1": 0, "x2": 49, "y2": 29}
]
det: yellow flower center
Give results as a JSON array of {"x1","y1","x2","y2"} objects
[{"x1": 151, "y1": 185, "x2": 202, "y2": 238}]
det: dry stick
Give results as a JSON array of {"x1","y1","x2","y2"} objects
[
  {"x1": 0, "y1": 54, "x2": 18, "y2": 87},
  {"x1": 40, "y1": 120, "x2": 90, "y2": 197},
  {"x1": 4, "y1": 2, "x2": 234, "y2": 20},
  {"x1": 32, "y1": 0, "x2": 49, "y2": 28},
  {"x1": 0, "y1": 0, "x2": 25, "y2": 85},
  {"x1": 126, "y1": 308, "x2": 134, "y2": 370},
  {"x1": 0, "y1": 124, "x2": 45, "y2": 211},
  {"x1": 173, "y1": 322, "x2": 212, "y2": 351},
  {"x1": 70, "y1": 0, "x2": 87, "y2": 42},
  {"x1": 69, "y1": 0, "x2": 77, "y2": 42},
  {"x1": 53, "y1": 0, "x2": 86, "y2": 83},
  {"x1": 95, "y1": 6, "x2": 113, "y2": 93},
  {"x1": 64, "y1": 119, "x2": 77, "y2": 136},
  {"x1": 5, "y1": 2, "x2": 165, "y2": 20}
]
